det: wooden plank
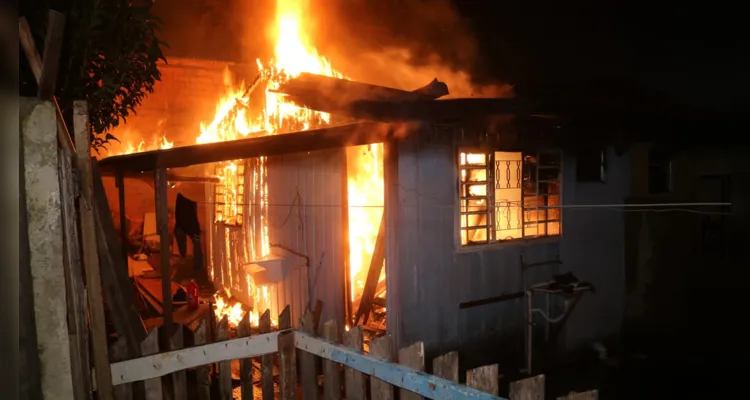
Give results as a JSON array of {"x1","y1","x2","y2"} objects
[
  {"x1": 279, "y1": 304, "x2": 291, "y2": 329},
  {"x1": 236, "y1": 313, "x2": 253, "y2": 400},
  {"x1": 116, "y1": 171, "x2": 128, "y2": 266},
  {"x1": 155, "y1": 168, "x2": 173, "y2": 334},
  {"x1": 466, "y1": 364, "x2": 499, "y2": 396},
  {"x1": 191, "y1": 320, "x2": 211, "y2": 400},
  {"x1": 59, "y1": 145, "x2": 93, "y2": 400},
  {"x1": 110, "y1": 331, "x2": 280, "y2": 386},
  {"x1": 298, "y1": 312, "x2": 318, "y2": 400},
  {"x1": 259, "y1": 310, "x2": 274, "y2": 400},
  {"x1": 92, "y1": 160, "x2": 147, "y2": 352},
  {"x1": 37, "y1": 10, "x2": 65, "y2": 99},
  {"x1": 111, "y1": 337, "x2": 133, "y2": 400},
  {"x1": 216, "y1": 316, "x2": 232, "y2": 400},
  {"x1": 312, "y1": 299, "x2": 324, "y2": 332},
  {"x1": 432, "y1": 351, "x2": 459, "y2": 383},
  {"x1": 97, "y1": 122, "x2": 393, "y2": 173},
  {"x1": 18, "y1": 17, "x2": 76, "y2": 152},
  {"x1": 168, "y1": 325, "x2": 188, "y2": 400},
  {"x1": 509, "y1": 375, "x2": 544, "y2": 400},
  {"x1": 368, "y1": 335, "x2": 394, "y2": 400},
  {"x1": 343, "y1": 326, "x2": 367, "y2": 400},
  {"x1": 557, "y1": 390, "x2": 598, "y2": 400},
  {"x1": 140, "y1": 329, "x2": 163, "y2": 400},
  {"x1": 322, "y1": 320, "x2": 342, "y2": 400},
  {"x1": 354, "y1": 211, "x2": 386, "y2": 326},
  {"x1": 294, "y1": 333, "x2": 501, "y2": 400},
  {"x1": 398, "y1": 342, "x2": 425, "y2": 400},
  {"x1": 278, "y1": 331, "x2": 297, "y2": 400},
  {"x1": 72, "y1": 101, "x2": 114, "y2": 400}
]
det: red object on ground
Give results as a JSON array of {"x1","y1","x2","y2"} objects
[{"x1": 186, "y1": 280, "x2": 199, "y2": 308}]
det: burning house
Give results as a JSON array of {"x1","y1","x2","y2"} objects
[{"x1": 94, "y1": 0, "x2": 674, "y2": 372}]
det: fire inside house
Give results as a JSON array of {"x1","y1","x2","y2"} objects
[{"x1": 103, "y1": 0, "x2": 387, "y2": 332}]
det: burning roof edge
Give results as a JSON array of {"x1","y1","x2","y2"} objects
[{"x1": 98, "y1": 122, "x2": 399, "y2": 173}]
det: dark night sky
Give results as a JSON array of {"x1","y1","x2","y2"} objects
[{"x1": 153, "y1": 0, "x2": 746, "y2": 113}]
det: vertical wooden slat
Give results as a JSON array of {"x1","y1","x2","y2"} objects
[
  {"x1": 259, "y1": 310, "x2": 274, "y2": 400},
  {"x1": 169, "y1": 325, "x2": 188, "y2": 399},
  {"x1": 278, "y1": 330, "x2": 297, "y2": 400},
  {"x1": 216, "y1": 316, "x2": 232, "y2": 400},
  {"x1": 154, "y1": 168, "x2": 173, "y2": 334},
  {"x1": 312, "y1": 300, "x2": 324, "y2": 332},
  {"x1": 509, "y1": 375, "x2": 545, "y2": 400},
  {"x1": 342, "y1": 326, "x2": 366, "y2": 400},
  {"x1": 111, "y1": 337, "x2": 132, "y2": 400},
  {"x1": 432, "y1": 351, "x2": 459, "y2": 383},
  {"x1": 369, "y1": 334, "x2": 394, "y2": 400},
  {"x1": 192, "y1": 320, "x2": 211, "y2": 400},
  {"x1": 279, "y1": 304, "x2": 291, "y2": 330},
  {"x1": 59, "y1": 146, "x2": 92, "y2": 400},
  {"x1": 237, "y1": 313, "x2": 253, "y2": 400},
  {"x1": 116, "y1": 171, "x2": 128, "y2": 267},
  {"x1": 298, "y1": 312, "x2": 318, "y2": 400},
  {"x1": 140, "y1": 328, "x2": 162, "y2": 400},
  {"x1": 322, "y1": 320, "x2": 341, "y2": 400},
  {"x1": 73, "y1": 100, "x2": 113, "y2": 400},
  {"x1": 398, "y1": 341, "x2": 425, "y2": 400},
  {"x1": 466, "y1": 364, "x2": 499, "y2": 396},
  {"x1": 557, "y1": 390, "x2": 598, "y2": 400}
]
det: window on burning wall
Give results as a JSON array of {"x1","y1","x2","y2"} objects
[
  {"x1": 458, "y1": 150, "x2": 562, "y2": 246},
  {"x1": 214, "y1": 161, "x2": 245, "y2": 226}
]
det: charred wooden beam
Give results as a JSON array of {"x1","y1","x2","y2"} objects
[
  {"x1": 354, "y1": 211, "x2": 387, "y2": 326},
  {"x1": 275, "y1": 73, "x2": 446, "y2": 103},
  {"x1": 98, "y1": 122, "x2": 394, "y2": 173}
]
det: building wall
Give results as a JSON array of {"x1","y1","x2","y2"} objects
[
  {"x1": 389, "y1": 127, "x2": 630, "y2": 369},
  {"x1": 266, "y1": 149, "x2": 348, "y2": 329}
]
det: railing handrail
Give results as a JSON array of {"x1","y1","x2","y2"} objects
[{"x1": 109, "y1": 329, "x2": 504, "y2": 399}]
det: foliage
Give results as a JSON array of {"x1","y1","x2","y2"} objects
[{"x1": 23, "y1": 0, "x2": 167, "y2": 150}]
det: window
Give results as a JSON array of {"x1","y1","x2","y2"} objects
[
  {"x1": 214, "y1": 161, "x2": 245, "y2": 225},
  {"x1": 458, "y1": 150, "x2": 562, "y2": 246}
]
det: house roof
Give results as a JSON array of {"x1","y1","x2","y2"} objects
[{"x1": 98, "y1": 122, "x2": 396, "y2": 173}]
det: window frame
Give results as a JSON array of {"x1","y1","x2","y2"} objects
[{"x1": 455, "y1": 146, "x2": 563, "y2": 250}]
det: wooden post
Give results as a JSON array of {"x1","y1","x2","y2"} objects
[
  {"x1": 259, "y1": 310, "x2": 274, "y2": 400},
  {"x1": 342, "y1": 326, "x2": 367, "y2": 400},
  {"x1": 466, "y1": 364, "x2": 499, "y2": 396},
  {"x1": 37, "y1": 10, "x2": 65, "y2": 99},
  {"x1": 322, "y1": 320, "x2": 342, "y2": 400},
  {"x1": 509, "y1": 374, "x2": 545, "y2": 400},
  {"x1": 369, "y1": 334, "x2": 395, "y2": 400},
  {"x1": 155, "y1": 168, "x2": 173, "y2": 333},
  {"x1": 278, "y1": 330, "x2": 297, "y2": 400},
  {"x1": 72, "y1": 101, "x2": 114, "y2": 400},
  {"x1": 237, "y1": 313, "x2": 253, "y2": 400},
  {"x1": 116, "y1": 171, "x2": 128, "y2": 267},
  {"x1": 22, "y1": 99, "x2": 76, "y2": 400},
  {"x1": 111, "y1": 337, "x2": 132, "y2": 400},
  {"x1": 216, "y1": 316, "x2": 232, "y2": 400},
  {"x1": 298, "y1": 312, "x2": 318, "y2": 400},
  {"x1": 398, "y1": 341, "x2": 425, "y2": 400},
  {"x1": 279, "y1": 304, "x2": 291, "y2": 330},
  {"x1": 59, "y1": 146, "x2": 92, "y2": 400},
  {"x1": 432, "y1": 351, "x2": 459, "y2": 383},
  {"x1": 192, "y1": 320, "x2": 211, "y2": 400},
  {"x1": 140, "y1": 329, "x2": 162, "y2": 400},
  {"x1": 167, "y1": 325, "x2": 187, "y2": 399}
]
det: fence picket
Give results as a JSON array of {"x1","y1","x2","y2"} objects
[
  {"x1": 322, "y1": 320, "x2": 341, "y2": 400},
  {"x1": 398, "y1": 341, "x2": 425, "y2": 400},
  {"x1": 368, "y1": 334, "x2": 394, "y2": 400},
  {"x1": 342, "y1": 326, "x2": 367, "y2": 400},
  {"x1": 466, "y1": 364, "x2": 499, "y2": 396},
  {"x1": 510, "y1": 375, "x2": 545, "y2": 400}
]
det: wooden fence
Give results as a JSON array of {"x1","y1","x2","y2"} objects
[{"x1": 109, "y1": 305, "x2": 597, "y2": 400}]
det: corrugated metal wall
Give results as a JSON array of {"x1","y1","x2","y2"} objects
[
  {"x1": 267, "y1": 149, "x2": 347, "y2": 329},
  {"x1": 390, "y1": 126, "x2": 629, "y2": 366}
]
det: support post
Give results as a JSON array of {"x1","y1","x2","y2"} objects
[
  {"x1": 21, "y1": 98, "x2": 77, "y2": 400},
  {"x1": 116, "y1": 171, "x2": 128, "y2": 267},
  {"x1": 73, "y1": 100, "x2": 114, "y2": 400},
  {"x1": 154, "y1": 168, "x2": 172, "y2": 333}
]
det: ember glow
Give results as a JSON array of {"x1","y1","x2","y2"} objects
[{"x1": 106, "y1": 128, "x2": 174, "y2": 156}]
